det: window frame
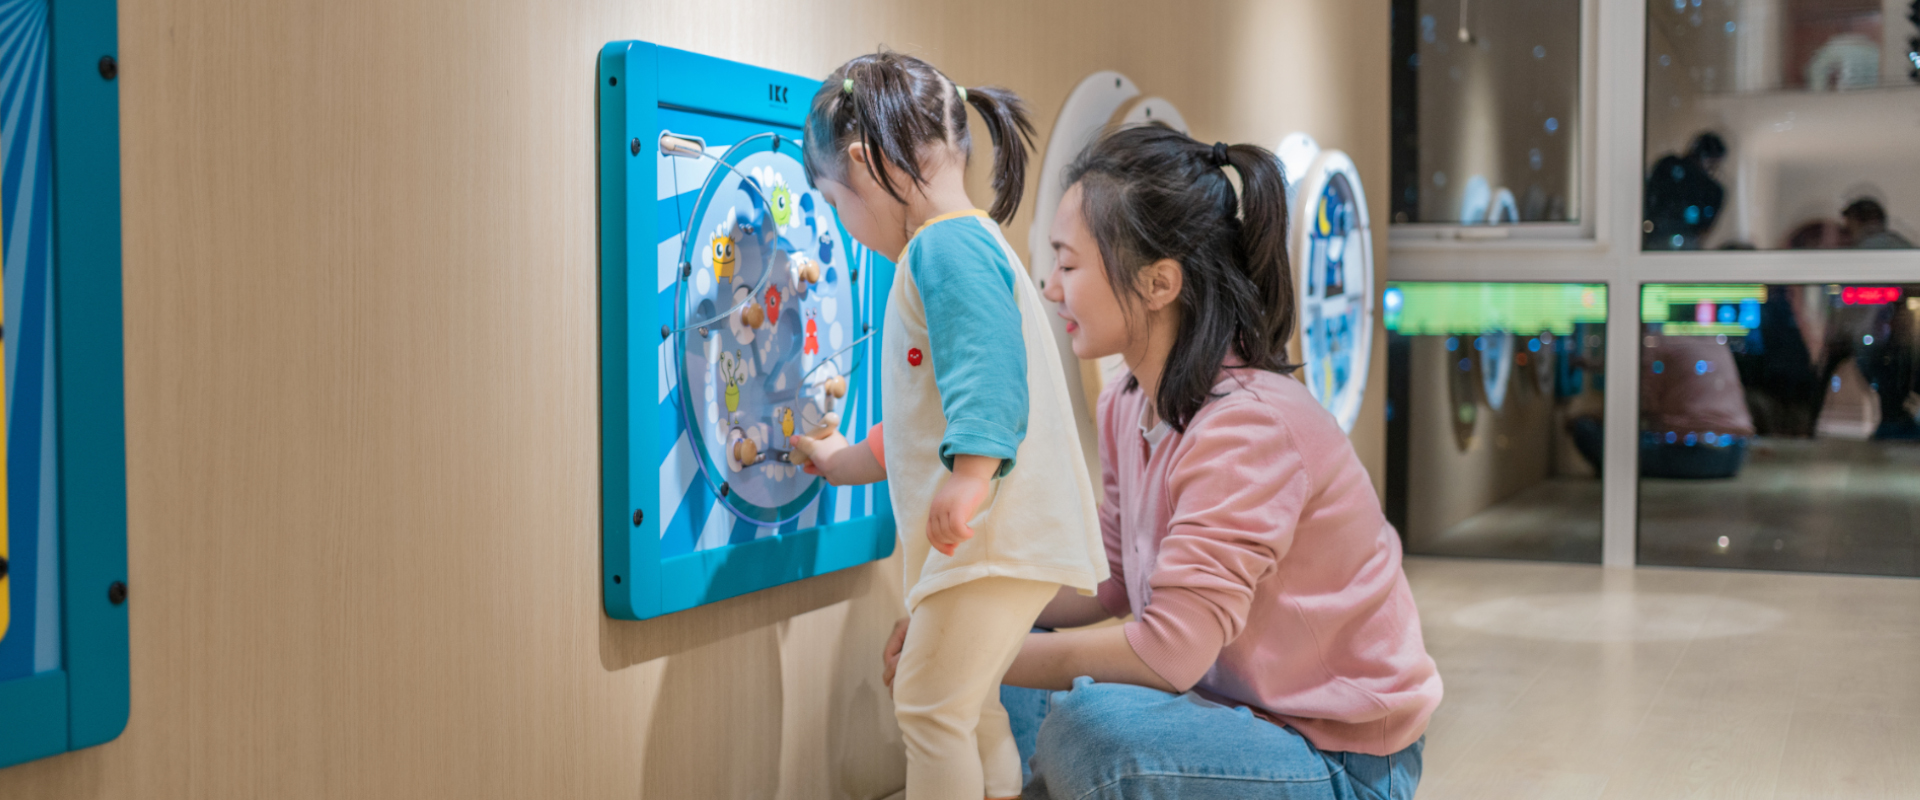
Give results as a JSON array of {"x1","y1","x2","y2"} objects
[
  {"x1": 1389, "y1": 0, "x2": 1601, "y2": 244},
  {"x1": 1387, "y1": 0, "x2": 1920, "y2": 566}
]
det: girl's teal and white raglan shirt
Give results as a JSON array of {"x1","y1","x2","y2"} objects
[{"x1": 882, "y1": 210, "x2": 1108, "y2": 611}]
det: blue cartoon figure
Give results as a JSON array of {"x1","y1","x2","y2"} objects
[{"x1": 800, "y1": 192, "x2": 818, "y2": 236}]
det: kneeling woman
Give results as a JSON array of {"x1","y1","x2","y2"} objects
[{"x1": 940, "y1": 126, "x2": 1439, "y2": 798}]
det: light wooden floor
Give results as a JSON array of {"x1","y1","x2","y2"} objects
[
  {"x1": 1406, "y1": 557, "x2": 1920, "y2": 799},
  {"x1": 887, "y1": 558, "x2": 1919, "y2": 800}
]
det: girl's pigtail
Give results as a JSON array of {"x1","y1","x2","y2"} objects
[
  {"x1": 962, "y1": 86, "x2": 1036, "y2": 224},
  {"x1": 1222, "y1": 144, "x2": 1295, "y2": 367},
  {"x1": 808, "y1": 53, "x2": 1035, "y2": 225},
  {"x1": 845, "y1": 59, "x2": 928, "y2": 207}
]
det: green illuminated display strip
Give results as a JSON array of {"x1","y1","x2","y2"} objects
[
  {"x1": 1639, "y1": 284, "x2": 1766, "y2": 320},
  {"x1": 1384, "y1": 282, "x2": 1607, "y2": 335},
  {"x1": 1661, "y1": 323, "x2": 1749, "y2": 337}
]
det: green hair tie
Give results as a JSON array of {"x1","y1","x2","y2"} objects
[
  {"x1": 956, "y1": 85, "x2": 968, "y2": 102},
  {"x1": 842, "y1": 78, "x2": 853, "y2": 94}
]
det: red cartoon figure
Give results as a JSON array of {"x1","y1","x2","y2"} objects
[
  {"x1": 803, "y1": 313, "x2": 819, "y2": 355},
  {"x1": 765, "y1": 285, "x2": 783, "y2": 326}
]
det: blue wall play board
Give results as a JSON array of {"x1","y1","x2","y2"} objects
[
  {"x1": 0, "y1": 0, "x2": 129, "y2": 770},
  {"x1": 598, "y1": 41, "x2": 895, "y2": 620}
]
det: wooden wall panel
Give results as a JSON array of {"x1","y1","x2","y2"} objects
[{"x1": 0, "y1": 1, "x2": 1387, "y2": 797}]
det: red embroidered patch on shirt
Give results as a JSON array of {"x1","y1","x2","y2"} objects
[{"x1": 907, "y1": 348, "x2": 924, "y2": 367}]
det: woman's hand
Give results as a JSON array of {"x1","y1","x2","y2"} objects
[
  {"x1": 1035, "y1": 585, "x2": 1117, "y2": 629},
  {"x1": 881, "y1": 616, "x2": 910, "y2": 691},
  {"x1": 1002, "y1": 626, "x2": 1178, "y2": 693},
  {"x1": 928, "y1": 455, "x2": 998, "y2": 556}
]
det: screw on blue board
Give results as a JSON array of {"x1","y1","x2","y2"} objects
[{"x1": 598, "y1": 42, "x2": 895, "y2": 621}]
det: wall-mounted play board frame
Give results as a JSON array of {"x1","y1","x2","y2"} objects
[
  {"x1": 597, "y1": 41, "x2": 895, "y2": 621},
  {"x1": 0, "y1": 0, "x2": 130, "y2": 770}
]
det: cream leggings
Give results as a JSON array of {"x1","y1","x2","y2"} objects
[{"x1": 894, "y1": 576, "x2": 1059, "y2": 800}]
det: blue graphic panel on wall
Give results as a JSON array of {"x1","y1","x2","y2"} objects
[
  {"x1": 0, "y1": 0, "x2": 129, "y2": 770},
  {"x1": 0, "y1": 0, "x2": 59, "y2": 689},
  {"x1": 598, "y1": 42, "x2": 895, "y2": 621},
  {"x1": 1286, "y1": 142, "x2": 1373, "y2": 435}
]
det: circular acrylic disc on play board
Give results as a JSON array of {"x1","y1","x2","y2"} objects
[{"x1": 673, "y1": 134, "x2": 864, "y2": 526}]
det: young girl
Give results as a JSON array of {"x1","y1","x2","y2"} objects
[
  {"x1": 787, "y1": 52, "x2": 1108, "y2": 800},
  {"x1": 995, "y1": 126, "x2": 1442, "y2": 799}
]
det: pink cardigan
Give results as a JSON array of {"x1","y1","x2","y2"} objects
[{"x1": 1094, "y1": 369, "x2": 1441, "y2": 756}]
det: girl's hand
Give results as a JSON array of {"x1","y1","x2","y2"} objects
[
  {"x1": 791, "y1": 428, "x2": 851, "y2": 474},
  {"x1": 927, "y1": 455, "x2": 998, "y2": 556},
  {"x1": 791, "y1": 421, "x2": 887, "y2": 486}
]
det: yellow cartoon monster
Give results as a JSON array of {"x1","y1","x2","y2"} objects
[{"x1": 711, "y1": 233, "x2": 737, "y2": 281}]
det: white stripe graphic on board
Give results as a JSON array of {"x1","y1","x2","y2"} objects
[
  {"x1": 696, "y1": 498, "x2": 733, "y2": 550},
  {"x1": 658, "y1": 232, "x2": 683, "y2": 294},
  {"x1": 834, "y1": 484, "x2": 852, "y2": 524},
  {"x1": 656, "y1": 146, "x2": 728, "y2": 201},
  {"x1": 658, "y1": 433, "x2": 699, "y2": 536},
  {"x1": 798, "y1": 501, "x2": 818, "y2": 531}
]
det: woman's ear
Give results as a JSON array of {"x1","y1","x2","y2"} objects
[{"x1": 1141, "y1": 258, "x2": 1184, "y2": 312}]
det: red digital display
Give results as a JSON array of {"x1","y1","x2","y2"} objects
[{"x1": 1842, "y1": 287, "x2": 1901, "y2": 305}]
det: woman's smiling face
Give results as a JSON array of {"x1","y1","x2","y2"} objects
[{"x1": 1042, "y1": 183, "x2": 1132, "y2": 361}]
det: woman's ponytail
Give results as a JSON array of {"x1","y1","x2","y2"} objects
[
  {"x1": 1222, "y1": 143, "x2": 1295, "y2": 367},
  {"x1": 962, "y1": 86, "x2": 1036, "y2": 225}
]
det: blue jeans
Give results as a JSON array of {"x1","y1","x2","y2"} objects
[{"x1": 1005, "y1": 678, "x2": 1423, "y2": 800}]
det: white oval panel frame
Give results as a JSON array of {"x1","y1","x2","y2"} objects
[{"x1": 1283, "y1": 136, "x2": 1374, "y2": 433}]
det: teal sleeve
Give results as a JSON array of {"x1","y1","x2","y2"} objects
[{"x1": 909, "y1": 221, "x2": 1028, "y2": 477}]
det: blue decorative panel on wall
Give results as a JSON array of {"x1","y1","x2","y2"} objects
[
  {"x1": 598, "y1": 41, "x2": 895, "y2": 620},
  {"x1": 0, "y1": 0, "x2": 129, "y2": 770}
]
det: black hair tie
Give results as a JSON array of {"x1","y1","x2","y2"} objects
[{"x1": 1210, "y1": 142, "x2": 1231, "y2": 167}]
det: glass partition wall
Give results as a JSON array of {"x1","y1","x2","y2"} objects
[
  {"x1": 1645, "y1": 0, "x2": 1920, "y2": 251},
  {"x1": 1386, "y1": 283, "x2": 1610, "y2": 563},
  {"x1": 1392, "y1": 0, "x2": 1585, "y2": 230},
  {"x1": 1387, "y1": 0, "x2": 1920, "y2": 572},
  {"x1": 1638, "y1": 283, "x2": 1920, "y2": 575}
]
